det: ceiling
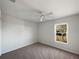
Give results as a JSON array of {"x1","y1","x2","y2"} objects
[{"x1": 1, "y1": 0, "x2": 79, "y2": 22}]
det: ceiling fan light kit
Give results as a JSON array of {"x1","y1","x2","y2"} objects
[{"x1": 40, "y1": 15, "x2": 44, "y2": 22}]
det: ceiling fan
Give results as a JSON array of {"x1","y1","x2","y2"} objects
[
  {"x1": 29, "y1": 8, "x2": 53, "y2": 22},
  {"x1": 39, "y1": 11, "x2": 53, "y2": 22}
]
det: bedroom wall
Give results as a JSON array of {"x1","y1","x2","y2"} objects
[
  {"x1": 2, "y1": 15, "x2": 38, "y2": 54},
  {"x1": 38, "y1": 14, "x2": 79, "y2": 54}
]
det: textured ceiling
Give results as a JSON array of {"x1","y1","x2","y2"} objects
[{"x1": 1, "y1": 0, "x2": 79, "y2": 22}]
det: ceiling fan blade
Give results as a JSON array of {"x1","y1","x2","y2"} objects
[
  {"x1": 45, "y1": 12, "x2": 53, "y2": 16},
  {"x1": 29, "y1": 8, "x2": 42, "y2": 14}
]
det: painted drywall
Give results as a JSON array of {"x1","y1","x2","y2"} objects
[
  {"x1": 0, "y1": 10, "x2": 1, "y2": 55},
  {"x1": 2, "y1": 15, "x2": 38, "y2": 54},
  {"x1": 39, "y1": 14, "x2": 79, "y2": 54}
]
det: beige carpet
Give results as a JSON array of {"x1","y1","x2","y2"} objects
[{"x1": 0, "y1": 43, "x2": 79, "y2": 59}]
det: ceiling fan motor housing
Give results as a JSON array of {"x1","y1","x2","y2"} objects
[{"x1": 10, "y1": 0, "x2": 16, "y2": 3}]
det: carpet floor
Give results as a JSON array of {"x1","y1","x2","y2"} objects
[{"x1": 0, "y1": 43, "x2": 79, "y2": 59}]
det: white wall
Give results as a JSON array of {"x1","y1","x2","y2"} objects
[
  {"x1": 39, "y1": 14, "x2": 79, "y2": 54},
  {"x1": 2, "y1": 15, "x2": 38, "y2": 54}
]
